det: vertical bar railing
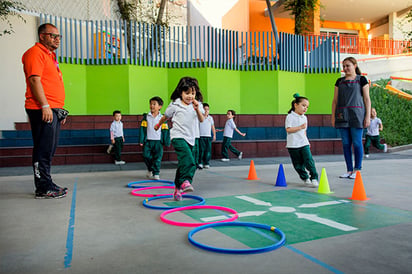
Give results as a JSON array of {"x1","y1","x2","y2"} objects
[{"x1": 39, "y1": 14, "x2": 345, "y2": 73}]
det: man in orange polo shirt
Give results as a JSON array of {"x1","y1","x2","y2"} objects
[{"x1": 22, "y1": 23, "x2": 68, "y2": 199}]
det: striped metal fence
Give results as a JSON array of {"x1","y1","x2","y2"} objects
[{"x1": 40, "y1": 14, "x2": 340, "y2": 73}]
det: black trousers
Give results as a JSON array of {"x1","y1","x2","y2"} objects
[{"x1": 26, "y1": 109, "x2": 61, "y2": 192}]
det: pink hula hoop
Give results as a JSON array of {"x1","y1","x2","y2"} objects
[
  {"x1": 160, "y1": 205, "x2": 239, "y2": 227},
  {"x1": 131, "y1": 186, "x2": 186, "y2": 197}
]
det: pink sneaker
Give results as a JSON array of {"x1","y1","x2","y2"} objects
[
  {"x1": 173, "y1": 188, "x2": 182, "y2": 201},
  {"x1": 180, "y1": 180, "x2": 194, "y2": 193}
]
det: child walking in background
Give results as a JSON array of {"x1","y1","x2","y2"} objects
[
  {"x1": 285, "y1": 94, "x2": 318, "y2": 187},
  {"x1": 364, "y1": 107, "x2": 387, "y2": 158},
  {"x1": 199, "y1": 103, "x2": 216, "y2": 168},
  {"x1": 155, "y1": 77, "x2": 204, "y2": 201},
  {"x1": 139, "y1": 96, "x2": 170, "y2": 180},
  {"x1": 219, "y1": 110, "x2": 246, "y2": 162},
  {"x1": 110, "y1": 110, "x2": 126, "y2": 165}
]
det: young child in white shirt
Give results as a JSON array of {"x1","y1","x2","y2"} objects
[
  {"x1": 139, "y1": 96, "x2": 170, "y2": 180},
  {"x1": 199, "y1": 103, "x2": 216, "y2": 168},
  {"x1": 110, "y1": 110, "x2": 125, "y2": 165},
  {"x1": 155, "y1": 77, "x2": 204, "y2": 201},
  {"x1": 364, "y1": 107, "x2": 387, "y2": 158},
  {"x1": 285, "y1": 94, "x2": 318, "y2": 187},
  {"x1": 218, "y1": 110, "x2": 246, "y2": 162}
]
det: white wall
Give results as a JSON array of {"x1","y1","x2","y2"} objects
[
  {"x1": 0, "y1": 14, "x2": 38, "y2": 130},
  {"x1": 188, "y1": 0, "x2": 239, "y2": 28}
]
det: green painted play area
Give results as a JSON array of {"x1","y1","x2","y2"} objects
[{"x1": 167, "y1": 189, "x2": 412, "y2": 247}]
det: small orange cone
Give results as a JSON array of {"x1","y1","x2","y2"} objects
[
  {"x1": 247, "y1": 160, "x2": 260, "y2": 180},
  {"x1": 349, "y1": 171, "x2": 369, "y2": 201}
]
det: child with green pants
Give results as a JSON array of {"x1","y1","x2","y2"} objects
[
  {"x1": 285, "y1": 94, "x2": 319, "y2": 187},
  {"x1": 139, "y1": 96, "x2": 170, "y2": 180},
  {"x1": 155, "y1": 77, "x2": 204, "y2": 201}
]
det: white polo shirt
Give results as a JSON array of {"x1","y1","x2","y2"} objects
[
  {"x1": 366, "y1": 117, "x2": 382, "y2": 136},
  {"x1": 110, "y1": 120, "x2": 123, "y2": 138},
  {"x1": 199, "y1": 115, "x2": 214, "y2": 137},
  {"x1": 223, "y1": 118, "x2": 236, "y2": 138},
  {"x1": 165, "y1": 98, "x2": 199, "y2": 146},
  {"x1": 285, "y1": 111, "x2": 309, "y2": 148},
  {"x1": 146, "y1": 112, "x2": 162, "y2": 140}
]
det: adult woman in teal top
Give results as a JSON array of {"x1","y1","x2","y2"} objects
[{"x1": 331, "y1": 57, "x2": 371, "y2": 179}]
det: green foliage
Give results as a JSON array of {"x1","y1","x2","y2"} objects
[
  {"x1": 369, "y1": 84, "x2": 412, "y2": 146},
  {"x1": 283, "y1": 0, "x2": 318, "y2": 35},
  {"x1": 0, "y1": 0, "x2": 25, "y2": 37}
]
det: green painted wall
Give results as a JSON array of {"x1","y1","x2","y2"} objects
[
  {"x1": 129, "y1": 66, "x2": 169, "y2": 114},
  {"x1": 240, "y1": 70, "x2": 278, "y2": 114},
  {"x1": 206, "y1": 68, "x2": 241, "y2": 113},
  {"x1": 60, "y1": 64, "x2": 339, "y2": 115},
  {"x1": 305, "y1": 73, "x2": 337, "y2": 114},
  {"x1": 60, "y1": 63, "x2": 87, "y2": 114},
  {"x1": 86, "y1": 65, "x2": 130, "y2": 114},
  {"x1": 278, "y1": 71, "x2": 306, "y2": 114}
]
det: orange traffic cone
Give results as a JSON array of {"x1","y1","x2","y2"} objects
[
  {"x1": 349, "y1": 171, "x2": 369, "y2": 201},
  {"x1": 247, "y1": 160, "x2": 259, "y2": 180}
]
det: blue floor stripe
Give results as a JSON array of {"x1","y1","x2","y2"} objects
[
  {"x1": 64, "y1": 181, "x2": 77, "y2": 268},
  {"x1": 286, "y1": 245, "x2": 344, "y2": 274}
]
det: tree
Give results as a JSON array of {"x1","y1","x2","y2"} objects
[
  {"x1": 282, "y1": 0, "x2": 318, "y2": 35},
  {"x1": 116, "y1": 0, "x2": 168, "y2": 57},
  {"x1": 0, "y1": 0, "x2": 25, "y2": 37}
]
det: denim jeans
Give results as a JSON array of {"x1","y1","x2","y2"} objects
[{"x1": 339, "y1": 128, "x2": 363, "y2": 172}]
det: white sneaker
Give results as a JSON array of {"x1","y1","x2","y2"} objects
[
  {"x1": 153, "y1": 175, "x2": 160, "y2": 180},
  {"x1": 303, "y1": 179, "x2": 312, "y2": 187},
  {"x1": 238, "y1": 152, "x2": 243, "y2": 160},
  {"x1": 198, "y1": 164, "x2": 203, "y2": 169},
  {"x1": 383, "y1": 144, "x2": 388, "y2": 153},
  {"x1": 204, "y1": 165, "x2": 210, "y2": 169},
  {"x1": 146, "y1": 171, "x2": 153, "y2": 178},
  {"x1": 221, "y1": 158, "x2": 230, "y2": 162},
  {"x1": 365, "y1": 154, "x2": 370, "y2": 158},
  {"x1": 349, "y1": 172, "x2": 357, "y2": 179},
  {"x1": 311, "y1": 179, "x2": 319, "y2": 187},
  {"x1": 339, "y1": 172, "x2": 351, "y2": 178},
  {"x1": 115, "y1": 160, "x2": 126, "y2": 165}
]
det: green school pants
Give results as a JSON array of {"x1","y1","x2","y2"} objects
[
  {"x1": 142, "y1": 140, "x2": 163, "y2": 175},
  {"x1": 287, "y1": 145, "x2": 318, "y2": 181},
  {"x1": 199, "y1": 136, "x2": 212, "y2": 165},
  {"x1": 114, "y1": 137, "x2": 124, "y2": 161},
  {"x1": 172, "y1": 138, "x2": 196, "y2": 188},
  {"x1": 364, "y1": 135, "x2": 385, "y2": 154},
  {"x1": 222, "y1": 136, "x2": 240, "y2": 158},
  {"x1": 192, "y1": 138, "x2": 200, "y2": 166}
]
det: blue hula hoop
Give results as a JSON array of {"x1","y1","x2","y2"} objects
[
  {"x1": 142, "y1": 195, "x2": 206, "y2": 210},
  {"x1": 127, "y1": 179, "x2": 174, "y2": 188},
  {"x1": 188, "y1": 222, "x2": 286, "y2": 254}
]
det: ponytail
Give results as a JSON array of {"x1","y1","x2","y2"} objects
[{"x1": 288, "y1": 93, "x2": 308, "y2": 114}]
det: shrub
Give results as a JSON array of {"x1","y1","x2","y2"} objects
[{"x1": 370, "y1": 84, "x2": 412, "y2": 146}]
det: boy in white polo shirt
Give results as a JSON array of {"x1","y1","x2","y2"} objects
[
  {"x1": 139, "y1": 96, "x2": 170, "y2": 180},
  {"x1": 199, "y1": 103, "x2": 216, "y2": 168},
  {"x1": 285, "y1": 94, "x2": 318, "y2": 187}
]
